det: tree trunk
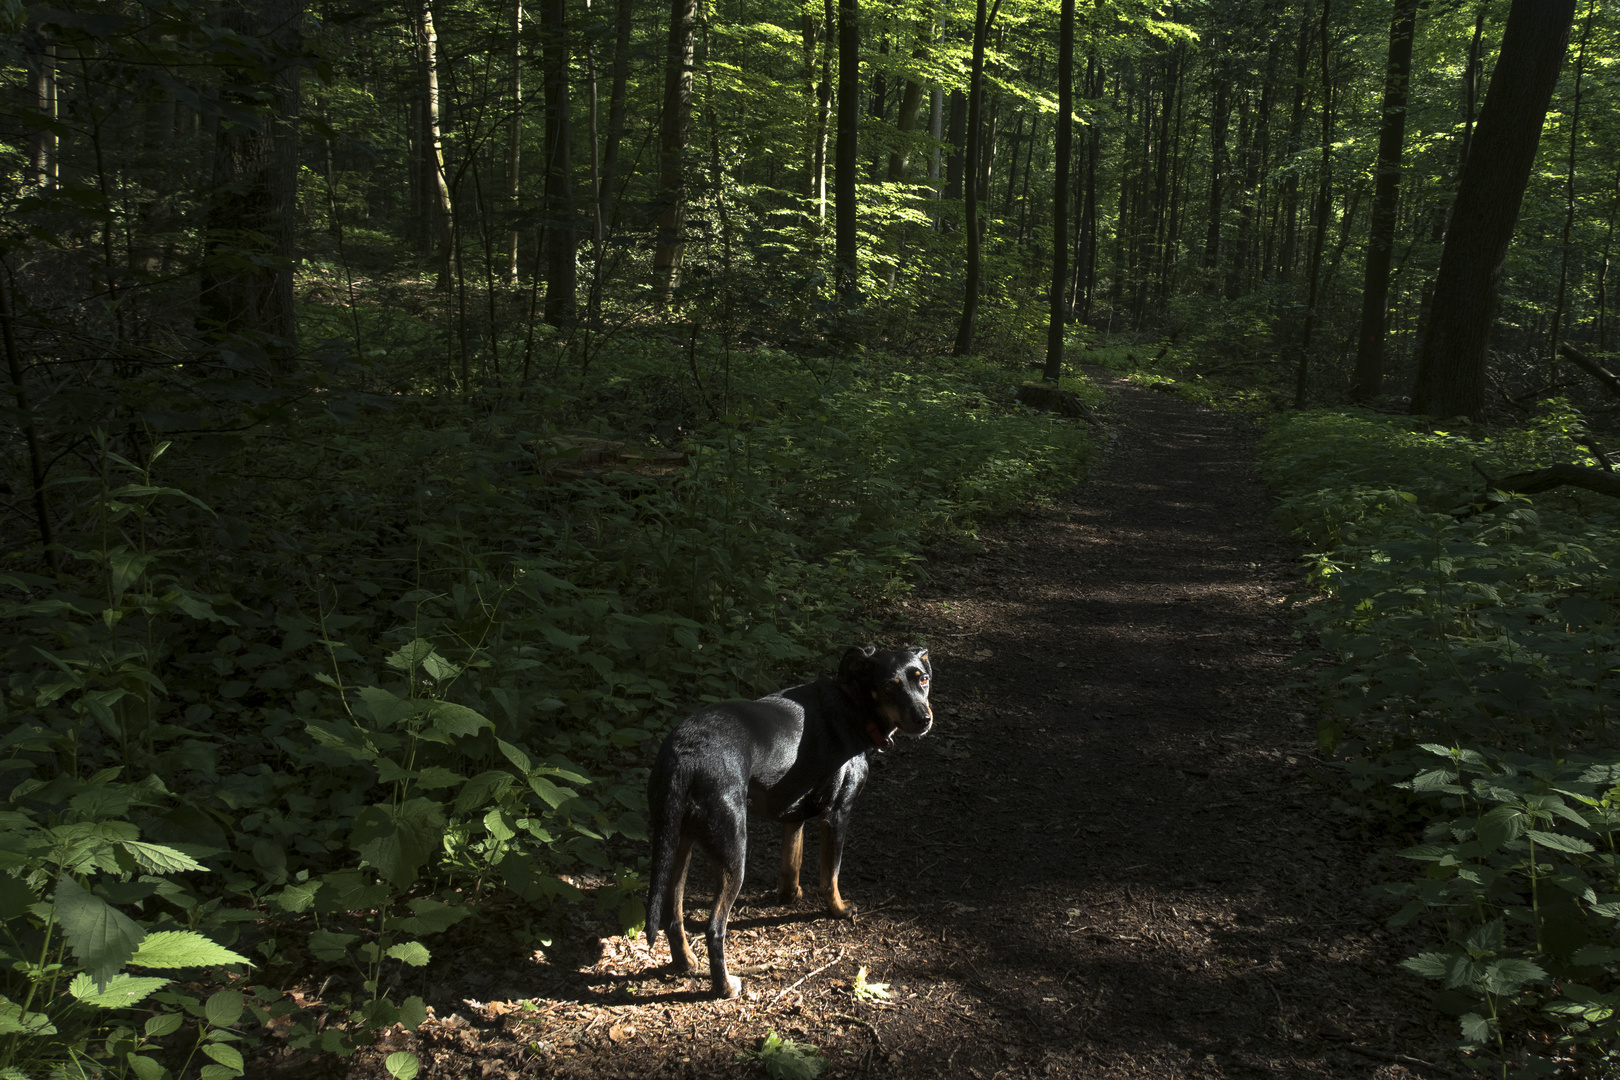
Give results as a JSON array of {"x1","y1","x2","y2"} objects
[
  {"x1": 1202, "y1": 58, "x2": 1229, "y2": 274},
  {"x1": 808, "y1": 0, "x2": 833, "y2": 217},
  {"x1": 542, "y1": 0, "x2": 575, "y2": 325},
  {"x1": 417, "y1": 0, "x2": 455, "y2": 290},
  {"x1": 1292, "y1": 0, "x2": 1333, "y2": 408},
  {"x1": 1548, "y1": 0, "x2": 1594, "y2": 361},
  {"x1": 952, "y1": 0, "x2": 997, "y2": 354},
  {"x1": 888, "y1": 30, "x2": 928, "y2": 182},
  {"x1": 600, "y1": 0, "x2": 634, "y2": 231},
  {"x1": 198, "y1": 0, "x2": 304, "y2": 367},
  {"x1": 1410, "y1": 0, "x2": 1576, "y2": 419},
  {"x1": 505, "y1": 0, "x2": 523, "y2": 283},
  {"x1": 943, "y1": 90, "x2": 966, "y2": 201},
  {"x1": 1278, "y1": 8, "x2": 1310, "y2": 285},
  {"x1": 653, "y1": 0, "x2": 697, "y2": 303},
  {"x1": 1042, "y1": 0, "x2": 1074, "y2": 382},
  {"x1": 834, "y1": 0, "x2": 860, "y2": 305},
  {"x1": 1350, "y1": 0, "x2": 1418, "y2": 401},
  {"x1": 27, "y1": 27, "x2": 58, "y2": 188}
]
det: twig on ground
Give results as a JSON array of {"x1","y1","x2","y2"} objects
[
  {"x1": 1336, "y1": 1043, "x2": 1471, "y2": 1079},
  {"x1": 833, "y1": 1012, "x2": 886, "y2": 1054},
  {"x1": 767, "y1": 949, "x2": 845, "y2": 1007}
]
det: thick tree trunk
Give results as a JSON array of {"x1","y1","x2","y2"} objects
[
  {"x1": 27, "y1": 28, "x2": 58, "y2": 188},
  {"x1": 198, "y1": 0, "x2": 304, "y2": 367},
  {"x1": 834, "y1": 0, "x2": 860, "y2": 305},
  {"x1": 653, "y1": 0, "x2": 697, "y2": 303},
  {"x1": 1042, "y1": 0, "x2": 1074, "y2": 382},
  {"x1": 1410, "y1": 0, "x2": 1576, "y2": 419},
  {"x1": 1350, "y1": 0, "x2": 1418, "y2": 400}
]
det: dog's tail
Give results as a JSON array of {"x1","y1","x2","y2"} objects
[{"x1": 644, "y1": 751, "x2": 689, "y2": 954}]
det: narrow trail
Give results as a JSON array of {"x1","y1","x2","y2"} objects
[{"x1": 363, "y1": 375, "x2": 1456, "y2": 1080}]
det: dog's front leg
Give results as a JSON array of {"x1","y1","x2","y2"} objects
[
  {"x1": 817, "y1": 814, "x2": 856, "y2": 919},
  {"x1": 778, "y1": 822, "x2": 805, "y2": 905}
]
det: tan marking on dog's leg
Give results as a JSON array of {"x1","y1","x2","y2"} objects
[
  {"x1": 708, "y1": 864, "x2": 745, "y2": 998},
  {"x1": 819, "y1": 826, "x2": 855, "y2": 919},
  {"x1": 778, "y1": 823, "x2": 804, "y2": 905},
  {"x1": 668, "y1": 834, "x2": 698, "y2": 972}
]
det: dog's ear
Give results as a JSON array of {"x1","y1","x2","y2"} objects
[{"x1": 838, "y1": 644, "x2": 877, "y2": 686}]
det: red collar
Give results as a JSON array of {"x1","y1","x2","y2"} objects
[{"x1": 840, "y1": 683, "x2": 896, "y2": 751}]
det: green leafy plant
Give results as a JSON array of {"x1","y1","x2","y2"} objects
[
  {"x1": 850, "y1": 966, "x2": 891, "y2": 1003},
  {"x1": 735, "y1": 1030, "x2": 827, "y2": 1080}
]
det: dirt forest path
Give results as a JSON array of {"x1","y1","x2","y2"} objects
[{"x1": 376, "y1": 374, "x2": 1460, "y2": 1080}]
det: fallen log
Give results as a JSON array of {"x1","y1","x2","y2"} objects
[{"x1": 1492, "y1": 461, "x2": 1620, "y2": 499}]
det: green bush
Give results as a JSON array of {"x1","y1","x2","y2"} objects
[
  {"x1": 1, "y1": 345, "x2": 1094, "y2": 1077},
  {"x1": 1262, "y1": 407, "x2": 1620, "y2": 1078}
]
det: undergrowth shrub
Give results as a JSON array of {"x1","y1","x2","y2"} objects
[
  {"x1": 0, "y1": 344, "x2": 1093, "y2": 1077},
  {"x1": 1263, "y1": 406, "x2": 1620, "y2": 1079}
]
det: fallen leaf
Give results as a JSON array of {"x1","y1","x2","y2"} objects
[{"x1": 609, "y1": 1023, "x2": 634, "y2": 1042}]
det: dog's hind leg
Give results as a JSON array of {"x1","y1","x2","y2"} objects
[
  {"x1": 818, "y1": 813, "x2": 856, "y2": 919},
  {"x1": 704, "y1": 806, "x2": 747, "y2": 999},
  {"x1": 777, "y1": 823, "x2": 804, "y2": 905},
  {"x1": 666, "y1": 834, "x2": 699, "y2": 973}
]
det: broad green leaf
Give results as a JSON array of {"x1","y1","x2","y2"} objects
[
  {"x1": 529, "y1": 775, "x2": 573, "y2": 809},
  {"x1": 204, "y1": 989, "x2": 244, "y2": 1028},
  {"x1": 127, "y1": 1054, "x2": 167, "y2": 1080},
  {"x1": 1571, "y1": 944, "x2": 1620, "y2": 967},
  {"x1": 496, "y1": 738, "x2": 532, "y2": 773},
  {"x1": 1524, "y1": 830, "x2": 1594, "y2": 855},
  {"x1": 484, "y1": 809, "x2": 516, "y2": 842},
  {"x1": 399, "y1": 897, "x2": 468, "y2": 933},
  {"x1": 1483, "y1": 958, "x2": 1546, "y2": 995},
  {"x1": 1400, "y1": 953, "x2": 1452, "y2": 980},
  {"x1": 68, "y1": 972, "x2": 170, "y2": 1008},
  {"x1": 308, "y1": 929, "x2": 358, "y2": 962},
  {"x1": 54, "y1": 872, "x2": 145, "y2": 987},
  {"x1": 398, "y1": 995, "x2": 428, "y2": 1030},
  {"x1": 427, "y1": 702, "x2": 491, "y2": 738},
  {"x1": 385, "y1": 640, "x2": 436, "y2": 672},
  {"x1": 351, "y1": 799, "x2": 445, "y2": 888},
  {"x1": 145, "y1": 1011, "x2": 184, "y2": 1037},
  {"x1": 386, "y1": 941, "x2": 431, "y2": 967},
  {"x1": 119, "y1": 841, "x2": 206, "y2": 874},
  {"x1": 385, "y1": 1051, "x2": 421, "y2": 1080},
  {"x1": 1458, "y1": 1012, "x2": 1493, "y2": 1049},
  {"x1": 421, "y1": 653, "x2": 458, "y2": 681},
  {"x1": 129, "y1": 931, "x2": 251, "y2": 970},
  {"x1": 415, "y1": 766, "x2": 464, "y2": 790},
  {"x1": 202, "y1": 1042, "x2": 244, "y2": 1071},
  {"x1": 540, "y1": 625, "x2": 589, "y2": 652},
  {"x1": 1475, "y1": 806, "x2": 1524, "y2": 852}
]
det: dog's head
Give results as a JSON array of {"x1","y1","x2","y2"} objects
[{"x1": 838, "y1": 644, "x2": 933, "y2": 743}]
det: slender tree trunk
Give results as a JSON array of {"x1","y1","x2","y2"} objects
[
  {"x1": 1350, "y1": 0, "x2": 1418, "y2": 400},
  {"x1": 1203, "y1": 58, "x2": 1229, "y2": 274},
  {"x1": 943, "y1": 90, "x2": 966, "y2": 201},
  {"x1": 653, "y1": 0, "x2": 697, "y2": 303},
  {"x1": 1459, "y1": 3, "x2": 1486, "y2": 173},
  {"x1": 542, "y1": 0, "x2": 575, "y2": 324},
  {"x1": 417, "y1": 0, "x2": 455, "y2": 290},
  {"x1": 1410, "y1": 0, "x2": 1577, "y2": 418},
  {"x1": 809, "y1": 0, "x2": 833, "y2": 217},
  {"x1": 834, "y1": 0, "x2": 860, "y2": 305},
  {"x1": 952, "y1": 0, "x2": 998, "y2": 353},
  {"x1": 1278, "y1": 9, "x2": 1310, "y2": 285},
  {"x1": 505, "y1": 0, "x2": 523, "y2": 283},
  {"x1": 600, "y1": 0, "x2": 633, "y2": 231},
  {"x1": 1598, "y1": 167, "x2": 1619, "y2": 351},
  {"x1": 1042, "y1": 0, "x2": 1074, "y2": 382},
  {"x1": 1292, "y1": 0, "x2": 1333, "y2": 408},
  {"x1": 1548, "y1": 0, "x2": 1594, "y2": 360},
  {"x1": 1, "y1": 274, "x2": 56, "y2": 571}
]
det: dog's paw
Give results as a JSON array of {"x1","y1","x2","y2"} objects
[
  {"x1": 777, "y1": 885, "x2": 803, "y2": 906},
  {"x1": 824, "y1": 899, "x2": 857, "y2": 920},
  {"x1": 717, "y1": 974, "x2": 743, "y2": 999}
]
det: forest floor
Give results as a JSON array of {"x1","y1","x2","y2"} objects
[{"x1": 341, "y1": 372, "x2": 1465, "y2": 1080}]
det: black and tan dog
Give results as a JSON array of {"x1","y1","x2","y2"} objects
[{"x1": 644, "y1": 644, "x2": 933, "y2": 998}]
